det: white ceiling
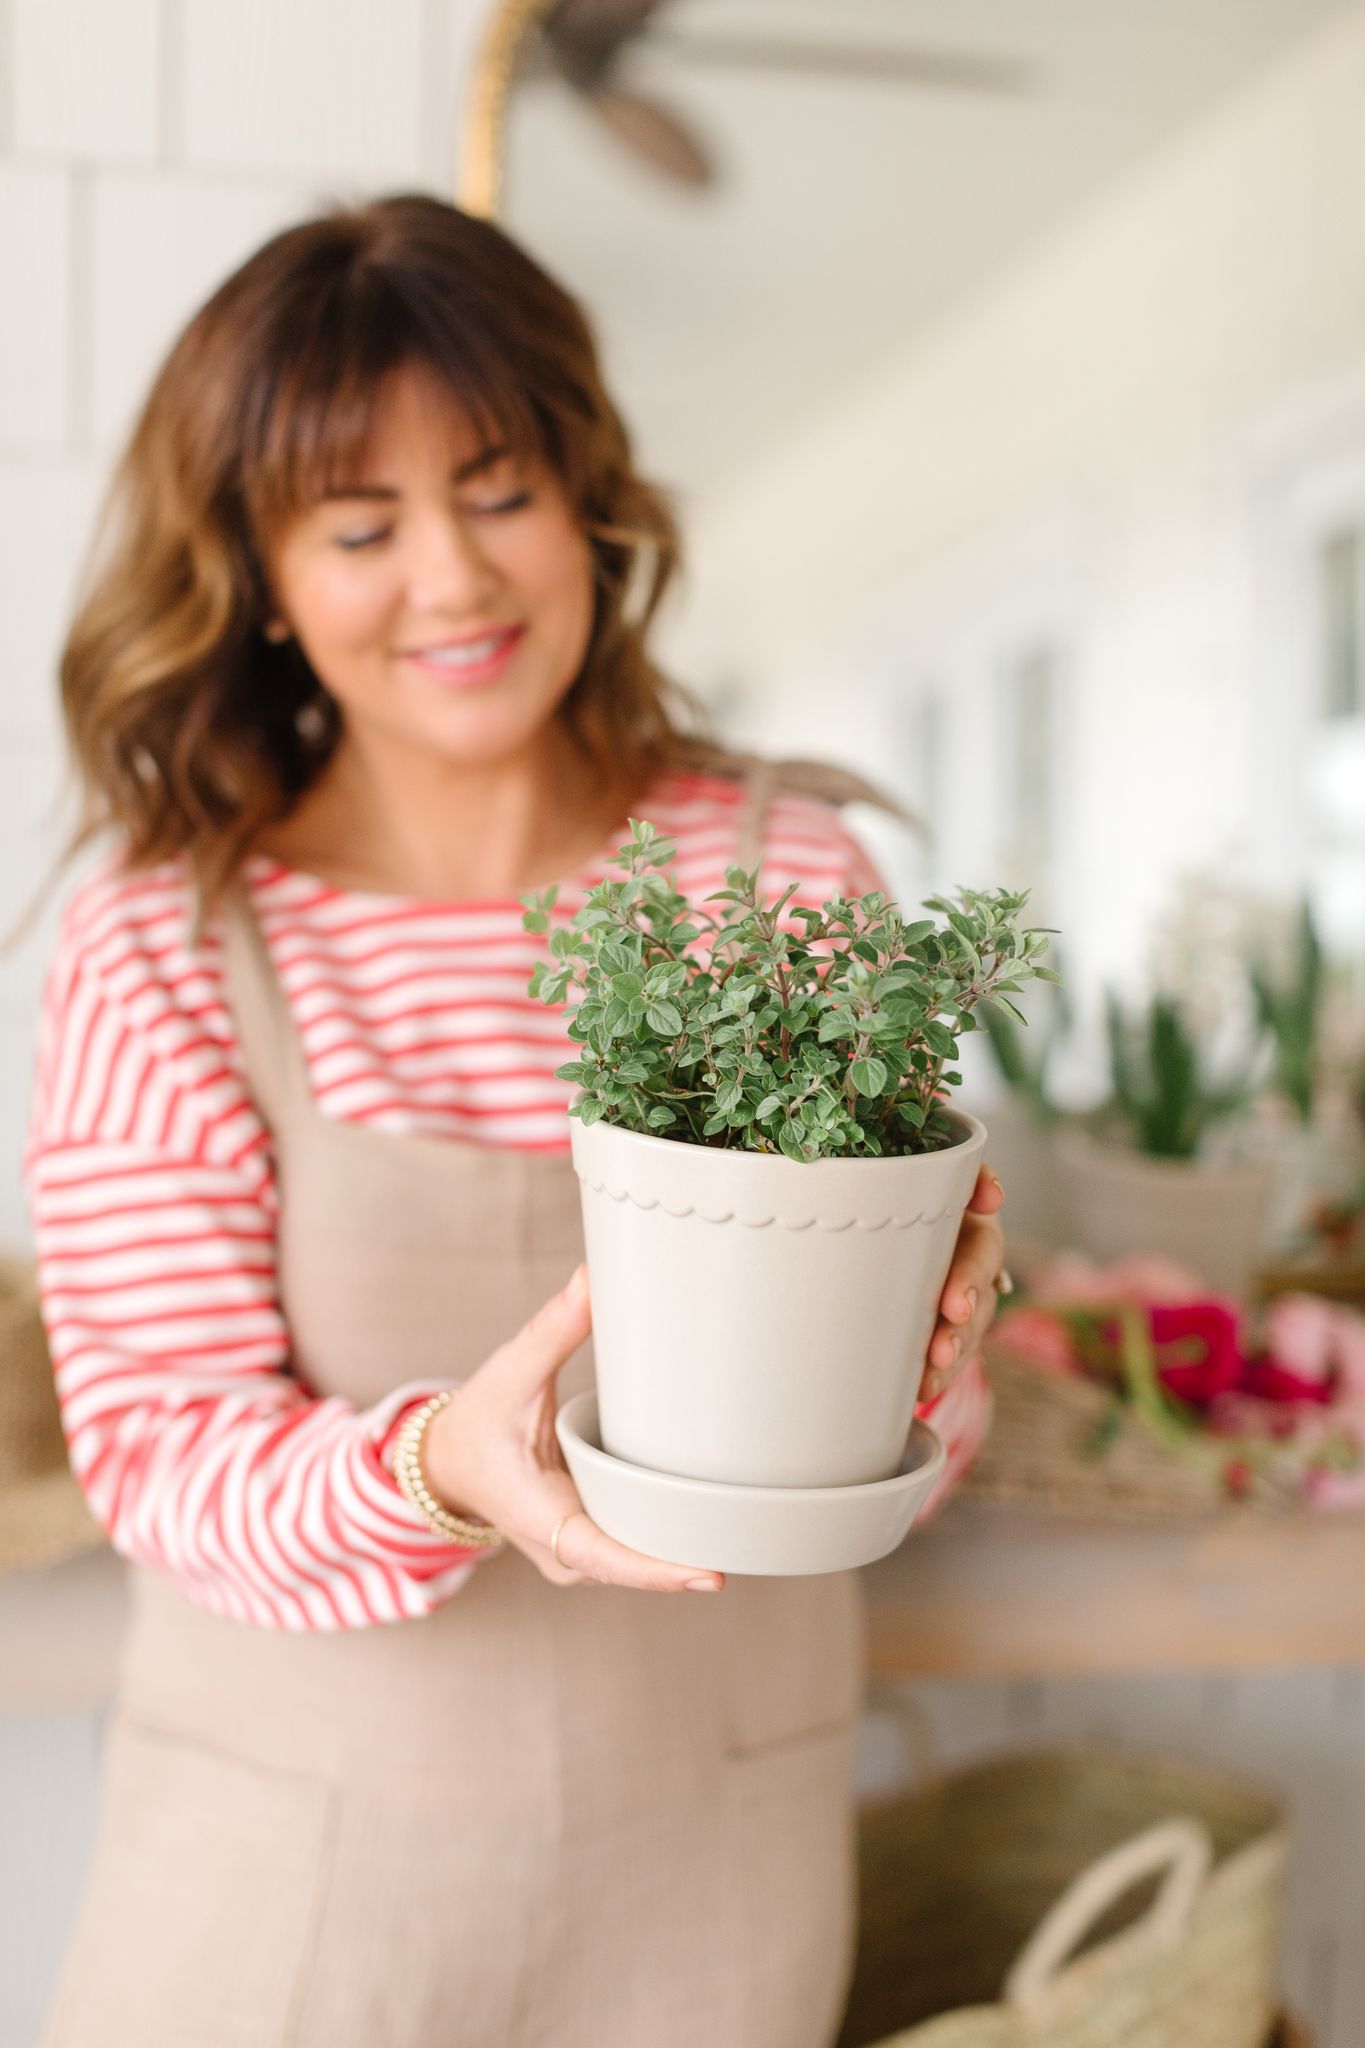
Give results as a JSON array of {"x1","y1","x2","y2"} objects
[{"x1": 500, "y1": 0, "x2": 1353, "y2": 503}]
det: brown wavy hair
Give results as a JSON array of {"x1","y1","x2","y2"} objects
[{"x1": 48, "y1": 191, "x2": 910, "y2": 942}]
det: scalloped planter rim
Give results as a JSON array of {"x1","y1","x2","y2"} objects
[{"x1": 570, "y1": 1108, "x2": 987, "y2": 1489}]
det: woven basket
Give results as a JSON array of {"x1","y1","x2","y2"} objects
[
  {"x1": 836, "y1": 1697, "x2": 1287, "y2": 2048},
  {"x1": 0, "y1": 1251, "x2": 104, "y2": 1571},
  {"x1": 957, "y1": 1337, "x2": 1301, "y2": 1524}
]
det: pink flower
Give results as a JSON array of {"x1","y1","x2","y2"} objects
[
  {"x1": 1030, "y1": 1252, "x2": 1211, "y2": 1306},
  {"x1": 1264, "y1": 1295, "x2": 1339, "y2": 1386},
  {"x1": 1304, "y1": 1467, "x2": 1365, "y2": 1509},
  {"x1": 1241, "y1": 1358, "x2": 1335, "y2": 1406},
  {"x1": 1262, "y1": 1295, "x2": 1365, "y2": 1402},
  {"x1": 1148, "y1": 1302, "x2": 1244, "y2": 1406},
  {"x1": 993, "y1": 1306, "x2": 1077, "y2": 1375},
  {"x1": 1329, "y1": 1312, "x2": 1365, "y2": 1400}
]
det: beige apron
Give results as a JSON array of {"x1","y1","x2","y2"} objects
[{"x1": 42, "y1": 765, "x2": 868, "y2": 2048}]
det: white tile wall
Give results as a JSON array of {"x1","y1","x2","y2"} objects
[
  {"x1": 91, "y1": 172, "x2": 315, "y2": 449},
  {"x1": 181, "y1": 0, "x2": 426, "y2": 182},
  {"x1": 0, "y1": 459, "x2": 104, "y2": 727},
  {"x1": 0, "y1": 1708, "x2": 104, "y2": 2047},
  {"x1": 13, "y1": 0, "x2": 161, "y2": 162},
  {"x1": 0, "y1": 166, "x2": 70, "y2": 446}
]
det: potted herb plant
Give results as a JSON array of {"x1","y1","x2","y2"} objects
[
  {"x1": 522, "y1": 819, "x2": 1056, "y2": 1491},
  {"x1": 1054, "y1": 991, "x2": 1274, "y2": 1300}
]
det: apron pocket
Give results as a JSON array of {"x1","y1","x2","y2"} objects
[{"x1": 44, "y1": 1710, "x2": 335, "y2": 2048}]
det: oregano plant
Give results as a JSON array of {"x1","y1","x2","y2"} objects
[{"x1": 522, "y1": 818, "x2": 1060, "y2": 1160}]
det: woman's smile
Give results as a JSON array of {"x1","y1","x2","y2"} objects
[{"x1": 400, "y1": 622, "x2": 527, "y2": 687}]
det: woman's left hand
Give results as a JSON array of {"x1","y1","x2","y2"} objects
[{"x1": 920, "y1": 1163, "x2": 1007, "y2": 1403}]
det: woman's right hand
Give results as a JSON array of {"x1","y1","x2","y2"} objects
[{"x1": 422, "y1": 1263, "x2": 725, "y2": 1594}]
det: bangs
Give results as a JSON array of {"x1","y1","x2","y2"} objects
[{"x1": 239, "y1": 266, "x2": 547, "y2": 540}]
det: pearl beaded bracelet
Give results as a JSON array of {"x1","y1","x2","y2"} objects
[{"x1": 391, "y1": 1390, "x2": 506, "y2": 1550}]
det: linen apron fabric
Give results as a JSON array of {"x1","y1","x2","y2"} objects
[{"x1": 41, "y1": 761, "x2": 868, "y2": 2048}]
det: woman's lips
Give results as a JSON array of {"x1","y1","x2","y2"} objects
[{"x1": 403, "y1": 625, "x2": 526, "y2": 686}]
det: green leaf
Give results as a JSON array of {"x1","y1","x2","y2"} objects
[
  {"x1": 642, "y1": 1000, "x2": 682, "y2": 1037},
  {"x1": 779, "y1": 1121, "x2": 812, "y2": 1161},
  {"x1": 850, "y1": 1057, "x2": 888, "y2": 1096}
]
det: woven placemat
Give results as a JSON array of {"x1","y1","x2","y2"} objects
[{"x1": 959, "y1": 1338, "x2": 1302, "y2": 1525}]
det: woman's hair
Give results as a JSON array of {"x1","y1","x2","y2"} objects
[{"x1": 50, "y1": 191, "x2": 911, "y2": 937}]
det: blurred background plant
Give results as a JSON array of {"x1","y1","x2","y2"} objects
[
  {"x1": 1249, "y1": 903, "x2": 1325, "y2": 1127},
  {"x1": 1101, "y1": 988, "x2": 1257, "y2": 1160},
  {"x1": 979, "y1": 946, "x2": 1072, "y2": 1128}
]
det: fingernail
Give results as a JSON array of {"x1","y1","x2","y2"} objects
[
  {"x1": 568, "y1": 1264, "x2": 589, "y2": 1304},
  {"x1": 963, "y1": 1286, "x2": 978, "y2": 1317},
  {"x1": 685, "y1": 1577, "x2": 721, "y2": 1591}
]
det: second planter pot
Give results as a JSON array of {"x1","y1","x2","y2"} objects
[
  {"x1": 1053, "y1": 1123, "x2": 1276, "y2": 1301},
  {"x1": 570, "y1": 1108, "x2": 987, "y2": 1490}
]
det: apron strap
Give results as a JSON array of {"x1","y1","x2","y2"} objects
[{"x1": 219, "y1": 878, "x2": 315, "y2": 1135}]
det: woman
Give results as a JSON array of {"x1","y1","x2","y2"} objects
[{"x1": 26, "y1": 194, "x2": 1005, "y2": 2047}]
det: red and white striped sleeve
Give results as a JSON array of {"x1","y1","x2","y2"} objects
[
  {"x1": 23, "y1": 868, "x2": 494, "y2": 1631},
  {"x1": 828, "y1": 811, "x2": 994, "y2": 1517}
]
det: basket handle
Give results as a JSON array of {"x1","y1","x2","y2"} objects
[{"x1": 1002, "y1": 1816, "x2": 1215, "y2": 2023}]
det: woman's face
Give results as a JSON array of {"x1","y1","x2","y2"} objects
[{"x1": 262, "y1": 361, "x2": 597, "y2": 772}]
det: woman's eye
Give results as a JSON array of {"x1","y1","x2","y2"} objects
[
  {"x1": 475, "y1": 491, "x2": 532, "y2": 515},
  {"x1": 333, "y1": 493, "x2": 530, "y2": 548}
]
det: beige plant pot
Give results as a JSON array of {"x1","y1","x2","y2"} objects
[
  {"x1": 1053, "y1": 1125, "x2": 1276, "y2": 1300},
  {"x1": 570, "y1": 1108, "x2": 986, "y2": 1489}
]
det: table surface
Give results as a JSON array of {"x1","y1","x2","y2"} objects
[
  {"x1": 4, "y1": 1498, "x2": 1363, "y2": 1711},
  {"x1": 861, "y1": 1496, "x2": 1365, "y2": 1679}
]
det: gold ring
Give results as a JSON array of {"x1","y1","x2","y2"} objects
[{"x1": 550, "y1": 1511, "x2": 573, "y2": 1565}]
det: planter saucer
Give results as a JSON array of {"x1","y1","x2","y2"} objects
[{"x1": 554, "y1": 1390, "x2": 946, "y2": 1577}]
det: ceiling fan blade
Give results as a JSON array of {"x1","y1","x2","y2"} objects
[
  {"x1": 632, "y1": 28, "x2": 1036, "y2": 97},
  {"x1": 539, "y1": 0, "x2": 673, "y2": 87},
  {"x1": 547, "y1": 0, "x2": 669, "y2": 30},
  {"x1": 586, "y1": 84, "x2": 717, "y2": 187}
]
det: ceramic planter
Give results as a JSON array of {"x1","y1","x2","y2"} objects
[
  {"x1": 1053, "y1": 1124, "x2": 1276, "y2": 1300},
  {"x1": 570, "y1": 1108, "x2": 987, "y2": 1489}
]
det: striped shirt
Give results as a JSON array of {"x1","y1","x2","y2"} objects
[{"x1": 24, "y1": 768, "x2": 989, "y2": 1630}]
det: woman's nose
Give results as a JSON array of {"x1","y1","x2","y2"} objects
[{"x1": 405, "y1": 507, "x2": 503, "y2": 610}]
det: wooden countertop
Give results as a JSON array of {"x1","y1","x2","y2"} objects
[
  {"x1": 3, "y1": 1502, "x2": 1363, "y2": 1711},
  {"x1": 861, "y1": 1497, "x2": 1365, "y2": 1678}
]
